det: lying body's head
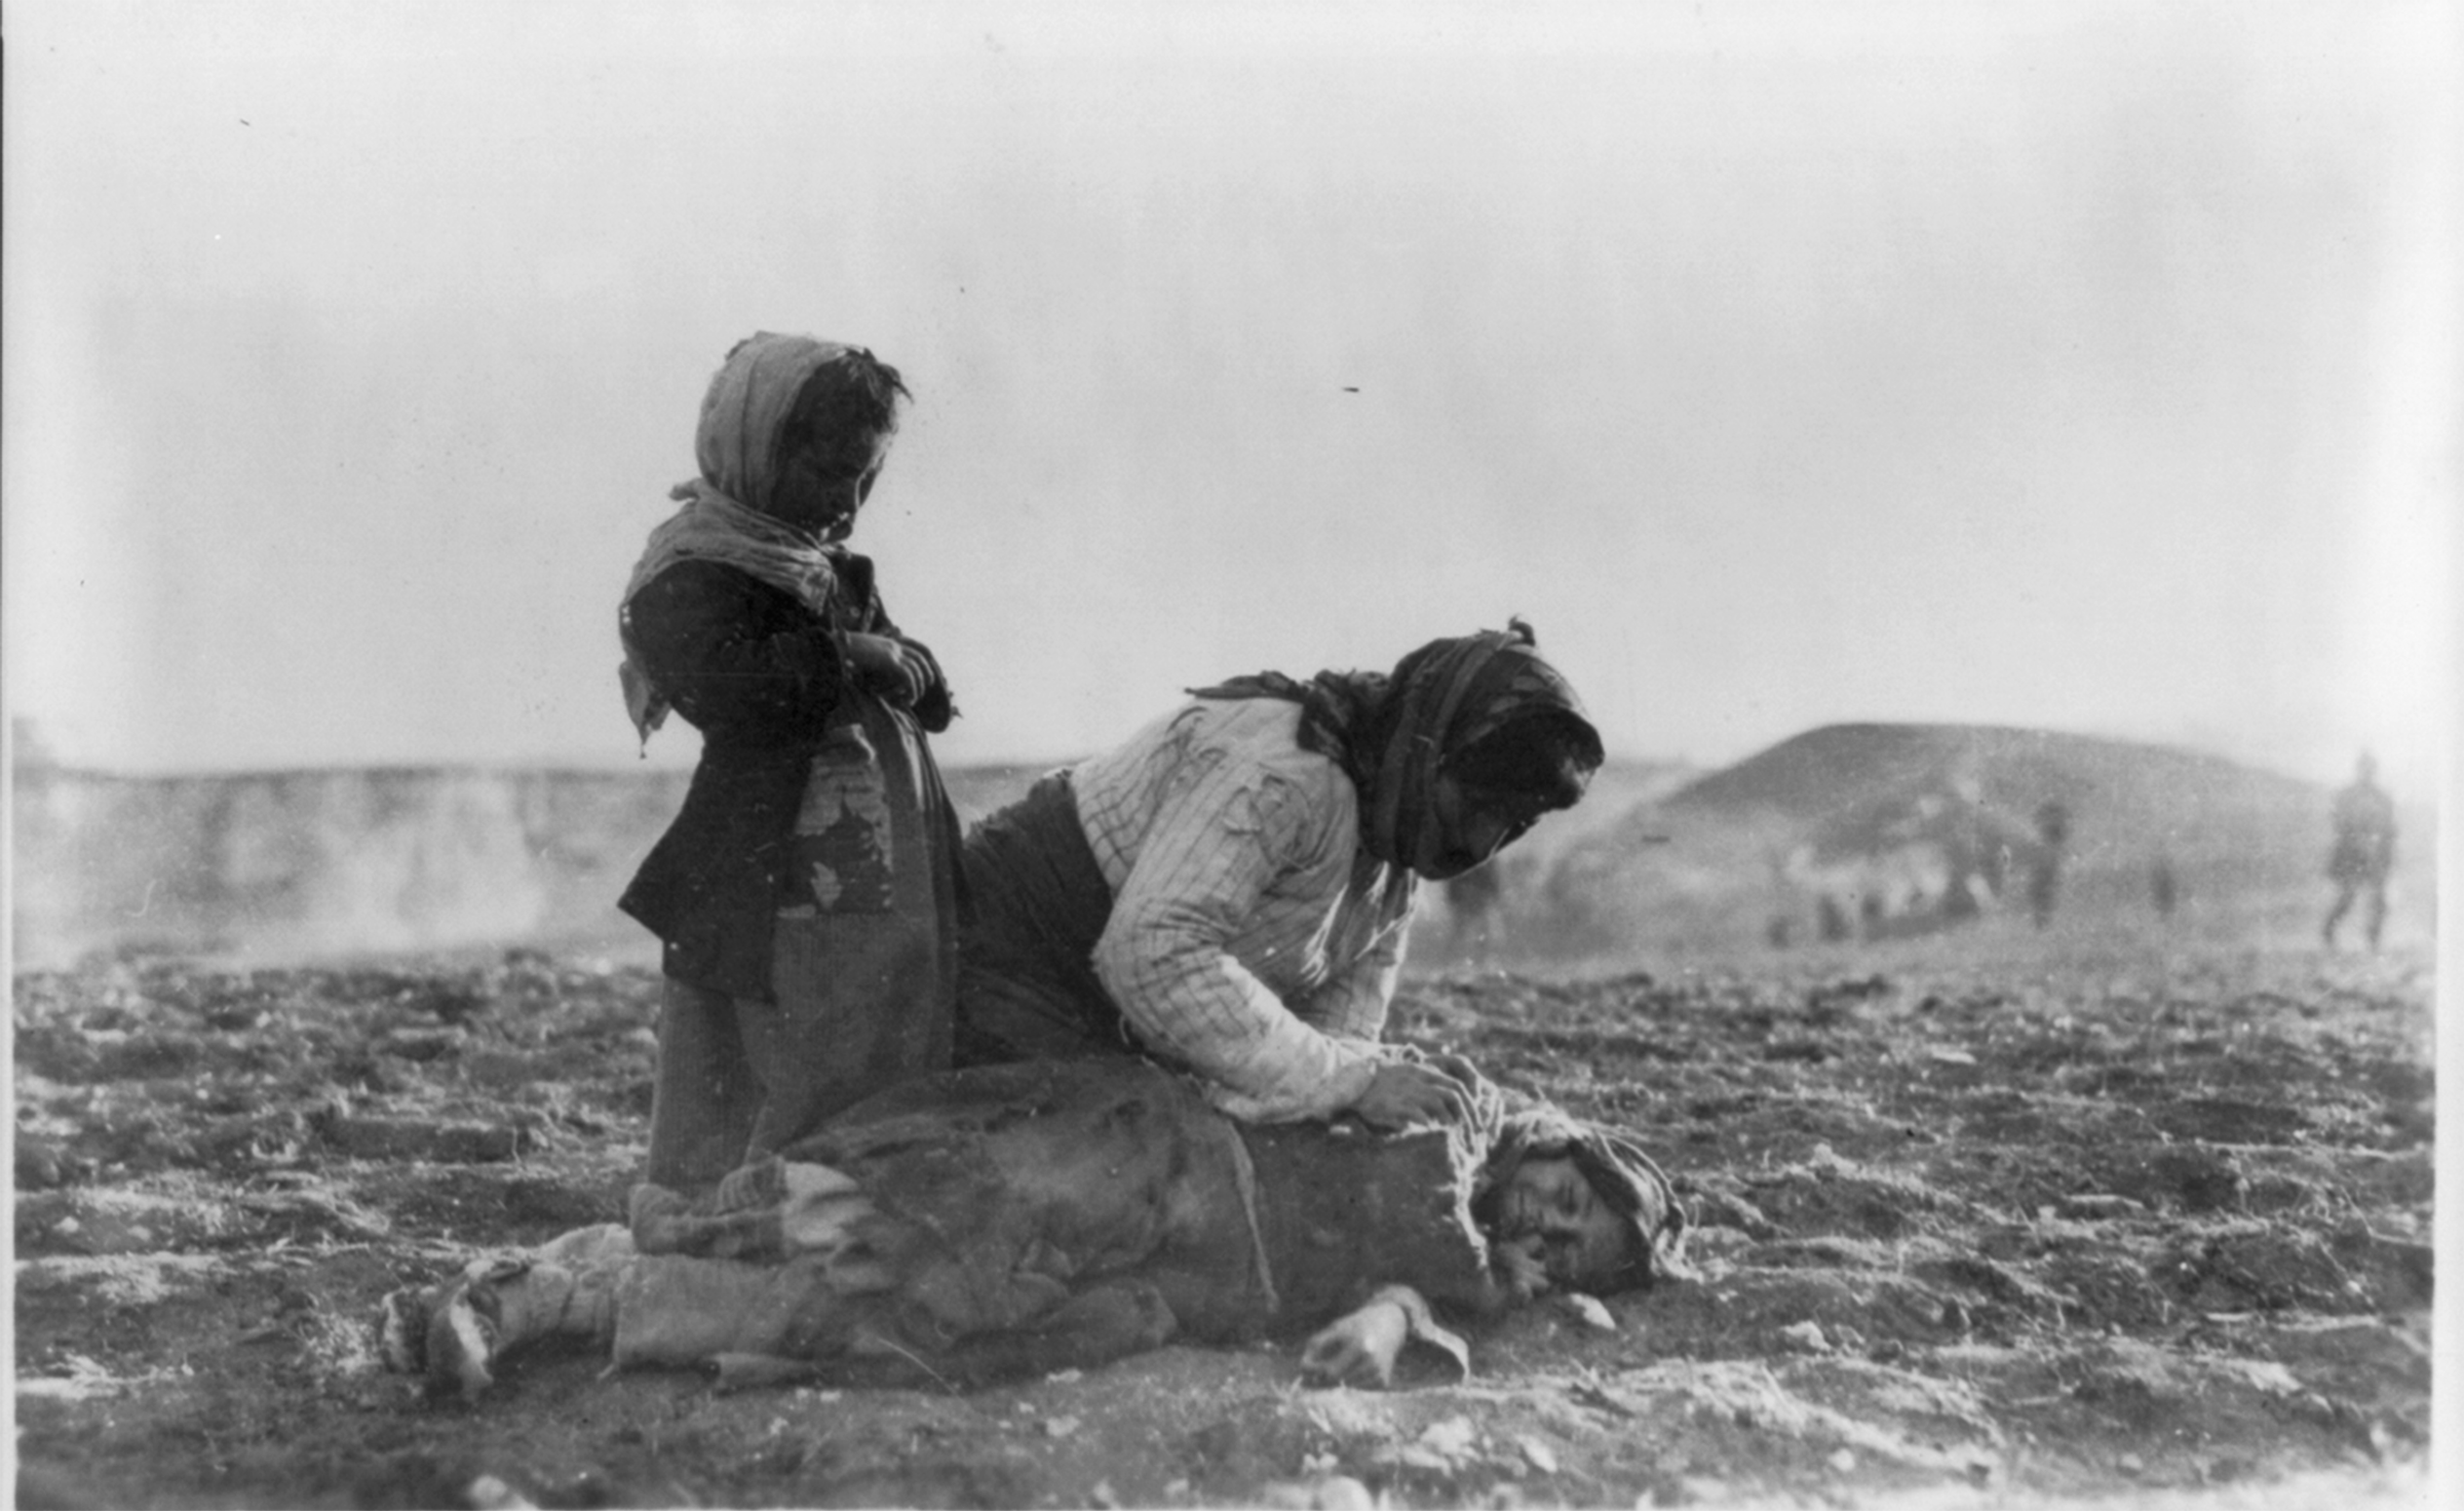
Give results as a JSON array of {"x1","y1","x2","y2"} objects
[{"x1": 1473, "y1": 1107, "x2": 1692, "y2": 1295}]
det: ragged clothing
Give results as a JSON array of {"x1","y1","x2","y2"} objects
[
  {"x1": 383, "y1": 1058, "x2": 1693, "y2": 1397},
  {"x1": 616, "y1": 333, "x2": 965, "y2": 1187},
  {"x1": 673, "y1": 1060, "x2": 1505, "y2": 1353},
  {"x1": 398, "y1": 1060, "x2": 1546, "y2": 1394},
  {"x1": 617, "y1": 498, "x2": 962, "y2": 1008}
]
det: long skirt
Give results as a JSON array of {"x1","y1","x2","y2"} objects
[
  {"x1": 645, "y1": 695, "x2": 962, "y2": 1189},
  {"x1": 950, "y1": 770, "x2": 1133, "y2": 1065}
]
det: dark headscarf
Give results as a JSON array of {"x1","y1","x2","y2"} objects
[
  {"x1": 1188, "y1": 619, "x2": 1604, "y2": 867},
  {"x1": 1474, "y1": 1104, "x2": 1694, "y2": 1295}
]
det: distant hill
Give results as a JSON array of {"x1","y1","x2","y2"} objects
[
  {"x1": 11, "y1": 733, "x2": 2431, "y2": 971},
  {"x1": 1471, "y1": 722, "x2": 2436, "y2": 961},
  {"x1": 1665, "y1": 721, "x2": 2307, "y2": 832},
  {"x1": 1660, "y1": 721, "x2": 2326, "y2": 880}
]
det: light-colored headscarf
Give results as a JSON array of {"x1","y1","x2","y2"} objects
[{"x1": 618, "y1": 333, "x2": 858, "y2": 745}]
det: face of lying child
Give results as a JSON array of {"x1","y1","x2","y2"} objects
[{"x1": 1493, "y1": 1154, "x2": 1633, "y2": 1290}]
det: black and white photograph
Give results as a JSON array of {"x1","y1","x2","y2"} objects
[{"x1": 5, "y1": 3, "x2": 2454, "y2": 1507}]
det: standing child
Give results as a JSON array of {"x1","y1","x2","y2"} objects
[{"x1": 617, "y1": 332, "x2": 965, "y2": 1190}]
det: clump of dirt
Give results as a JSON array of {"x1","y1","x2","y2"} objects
[{"x1": 10, "y1": 941, "x2": 2433, "y2": 1508}]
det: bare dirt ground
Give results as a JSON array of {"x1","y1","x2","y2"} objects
[{"x1": 10, "y1": 932, "x2": 2437, "y2": 1509}]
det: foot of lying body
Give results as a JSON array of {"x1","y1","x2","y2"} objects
[{"x1": 375, "y1": 1259, "x2": 522, "y2": 1400}]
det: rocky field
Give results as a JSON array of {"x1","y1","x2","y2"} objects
[{"x1": 9, "y1": 933, "x2": 2438, "y2": 1509}]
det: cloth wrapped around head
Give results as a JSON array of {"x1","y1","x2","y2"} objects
[
  {"x1": 1190, "y1": 619, "x2": 1606, "y2": 869},
  {"x1": 616, "y1": 332, "x2": 907, "y2": 744},
  {"x1": 1475, "y1": 1105, "x2": 1694, "y2": 1294}
]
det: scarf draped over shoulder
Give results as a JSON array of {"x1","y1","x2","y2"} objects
[{"x1": 617, "y1": 332, "x2": 857, "y2": 745}]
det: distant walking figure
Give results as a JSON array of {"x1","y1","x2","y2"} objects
[
  {"x1": 2025, "y1": 800, "x2": 2070, "y2": 930},
  {"x1": 2322, "y1": 753, "x2": 2396, "y2": 951}
]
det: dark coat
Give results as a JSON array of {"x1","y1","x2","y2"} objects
[{"x1": 617, "y1": 555, "x2": 955, "y2": 1000}]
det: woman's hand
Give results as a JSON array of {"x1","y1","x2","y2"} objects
[
  {"x1": 1349, "y1": 1062, "x2": 1473, "y2": 1132},
  {"x1": 844, "y1": 634, "x2": 936, "y2": 709}
]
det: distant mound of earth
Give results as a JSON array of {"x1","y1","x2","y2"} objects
[
  {"x1": 1468, "y1": 723, "x2": 2435, "y2": 962},
  {"x1": 11, "y1": 730, "x2": 2433, "y2": 972}
]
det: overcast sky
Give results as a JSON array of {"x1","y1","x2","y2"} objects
[{"x1": 4, "y1": 1, "x2": 2454, "y2": 796}]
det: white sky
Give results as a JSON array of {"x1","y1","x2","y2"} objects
[{"x1": 4, "y1": 0, "x2": 2455, "y2": 796}]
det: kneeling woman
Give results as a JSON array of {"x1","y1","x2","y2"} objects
[
  {"x1": 380, "y1": 1057, "x2": 1690, "y2": 1398},
  {"x1": 959, "y1": 620, "x2": 1606, "y2": 1132}
]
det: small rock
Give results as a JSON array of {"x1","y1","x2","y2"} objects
[
  {"x1": 1828, "y1": 1448, "x2": 1856, "y2": 1473},
  {"x1": 1262, "y1": 1480, "x2": 1375, "y2": 1511},
  {"x1": 1556, "y1": 1293, "x2": 1616, "y2": 1332},
  {"x1": 1518, "y1": 1436, "x2": 1559, "y2": 1474},
  {"x1": 1313, "y1": 1476, "x2": 1376, "y2": 1511},
  {"x1": 465, "y1": 1476, "x2": 537, "y2": 1511},
  {"x1": 1778, "y1": 1320, "x2": 1831, "y2": 1353},
  {"x1": 1418, "y1": 1414, "x2": 1479, "y2": 1461},
  {"x1": 1043, "y1": 1414, "x2": 1081, "y2": 1438},
  {"x1": 2119, "y1": 1453, "x2": 2145, "y2": 1476}
]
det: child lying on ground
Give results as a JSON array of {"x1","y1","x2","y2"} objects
[{"x1": 378, "y1": 1057, "x2": 1690, "y2": 1398}]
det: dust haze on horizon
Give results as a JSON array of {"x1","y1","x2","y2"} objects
[{"x1": 2, "y1": 2, "x2": 2454, "y2": 802}]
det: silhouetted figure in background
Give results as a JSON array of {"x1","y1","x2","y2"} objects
[
  {"x1": 2149, "y1": 850, "x2": 2178, "y2": 922},
  {"x1": 2323, "y1": 752, "x2": 2396, "y2": 950},
  {"x1": 2025, "y1": 800, "x2": 2070, "y2": 929},
  {"x1": 1932, "y1": 777, "x2": 1989, "y2": 924}
]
